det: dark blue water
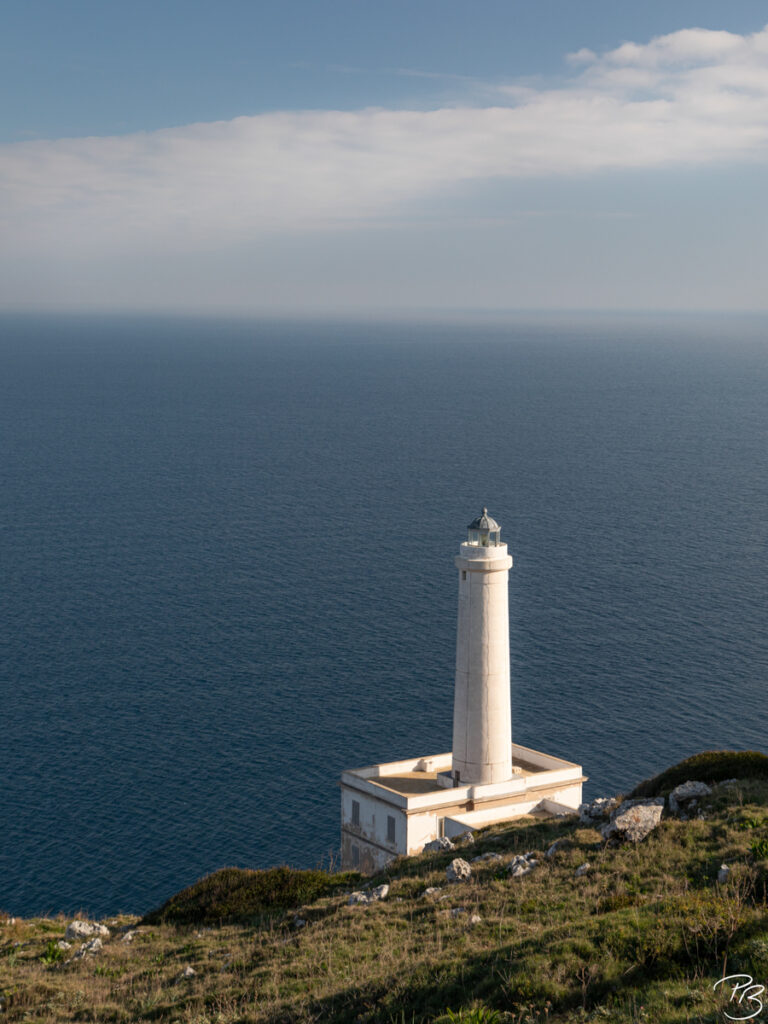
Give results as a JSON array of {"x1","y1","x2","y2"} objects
[{"x1": 1, "y1": 313, "x2": 766, "y2": 918}]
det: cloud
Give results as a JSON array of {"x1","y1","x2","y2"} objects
[{"x1": 2, "y1": 24, "x2": 768, "y2": 258}]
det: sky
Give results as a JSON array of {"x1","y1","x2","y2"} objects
[{"x1": 2, "y1": 0, "x2": 768, "y2": 316}]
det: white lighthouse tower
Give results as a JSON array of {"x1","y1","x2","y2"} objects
[
  {"x1": 339, "y1": 507, "x2": 585, "y2": 873},
  {"x1": 452, "y1": 508, "x2": 513, "y2": 786}
]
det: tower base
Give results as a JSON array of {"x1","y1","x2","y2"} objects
[{"x1": 340, "y1": 743, "x2": 585, "y2": 873}]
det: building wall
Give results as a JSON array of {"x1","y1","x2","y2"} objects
[{"x1": 340, "y1": 786, "x2": 406, "y2": 872}]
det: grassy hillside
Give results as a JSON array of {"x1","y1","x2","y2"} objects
[{"x1": 2, "y1": 755, "x2": 768, "y2": 1023}]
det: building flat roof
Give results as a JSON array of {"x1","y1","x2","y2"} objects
[{"x1": 373, "y1": 756, "x2": 543, "y2": 796}]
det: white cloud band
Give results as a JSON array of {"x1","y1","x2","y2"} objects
[{"x1": 2, "y1": 24, "x2": 768, "y2": 253}]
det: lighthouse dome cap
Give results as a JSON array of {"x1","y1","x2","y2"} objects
[{"x1": 467, "y1": 507, "x2": 500, "y2": 532}]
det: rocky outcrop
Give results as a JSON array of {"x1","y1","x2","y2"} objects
[
  {"x1": 349, "y1": 884, "x2": 389, "y2": 906},
  {"x1": 65, "y1": 920, "x2": 110, "y2": 941},
  {"x1": 579, "y1": 798, "x2": 618, "y2": 825},
  {"x1": 423, "y1": 837, "x2": 455, "y2": 853},
  {"x1": 669, "y1": 781, "x2": 712, "y2": 817},
  {"x1": 507, "y1": 852, "x2": 539, "y2": 878},
  {"x1": 70, "y1": 937, "x2": 103, "y2": 960},
  {"x1": 602, "y1": 798, "x2": 665, "y2": 843},
  {"x1": 446, "y1": 858, "x2": 472, "y2": 883}
]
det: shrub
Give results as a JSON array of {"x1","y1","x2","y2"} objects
[
  {"x1": 141, "y1": 865, "x2": 361, "y2": 926},
  {"x1": 39, "y1": 939, "x2": 64, "y2": 965},
  {"x1": 628, "y1": 750, "x2": 768, "y2": 799}
]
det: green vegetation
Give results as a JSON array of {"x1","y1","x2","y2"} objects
[
  {"x1": 37, "y1": 940, "x2": 64, "y2": 966},
  {"x1": 628, "y1": 749, "x2": 768, "y2": 798},
  {"x1": 142, "y1": 866, "x2": 362, "y2": 926},
  {"x1": 1, "y1": 754, "x2": 768, "y2": 1023}
]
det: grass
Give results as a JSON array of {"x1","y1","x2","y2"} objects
[
  {"x1": 142, "y1": 866, "x2": 363, "y2": 927},
  {"x1": 628, "y1": 749, "x2": 768, "y2": 799},
  {"x1": 2, "y1": 754, "x2": 768, "y2": 1023}
]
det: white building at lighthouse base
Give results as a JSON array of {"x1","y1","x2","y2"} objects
[{"x1": 341, "y1": 743, "x2": 584, "y2": 874}]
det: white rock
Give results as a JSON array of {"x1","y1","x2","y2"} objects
[
  {"x1": 446, "y1": 858, "x2": 472, "y2": 883},
  {"x1": 602, "y1": 798, "x2": 665, "y2": 843},
  {"x1": 421, "y1": 886, "x2": 442, "y2": 898},
  {"x1": 669, "y1": 781, "x2": 712, "y2": 815},
  {"x1": 507, "y1": 853, "x2": 538, "y2": 878},
  {"x1": 56, "y1": 940, "x2": 71, "y2": 950},
  {"x1": 457, "y1": 831, "x2": 475, "y2": 845},
  {"x1": 579, "y1": 797, "x2": 616, "y2": 825},
  {"x1": 348, "y1": 883, "x2": 389, "y2": 906},
  {"x1": 423, "y1": 837, "x2": 455, "y2": 853},
  {"x1": 469, "y1": 913, "x2": 482, "y2": 925},
  {"x1": 471, "y1": 852, "x2": 503, "y2": 863},
  {"x1": 72, "y1": 937, "x2": 103, "y2": 959},
  {"x1": 509, "y1": 862, "x2": 533, "y2": 878},
  {"x1": 545, "y1": 841, "x2": 563, "y2": 859},
  {"x1": 120, "y1": 930, "x2": 136, "y2": 943},
  {"x1": 180, "y1": 965, "x2": 196, "y2": 979},
  {"x1": 575, "y1": 862, "x2": 591, "y2": 878},
  {"x1": 718, "y1": 864, "x2": 731, "y2": 884},
  {"x1": 65, "y1": 920, "x2": 110, "y2": 941}
]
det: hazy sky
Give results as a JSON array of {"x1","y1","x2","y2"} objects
[{"x1": 3, "y1": 1, "x2": 768, "y2": 315}]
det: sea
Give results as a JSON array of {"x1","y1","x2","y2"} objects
[{"x1": 1, "y1": 311, "x2": 766, "y2": 919}]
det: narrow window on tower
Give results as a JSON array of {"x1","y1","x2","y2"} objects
[
  {"x1": 351, "y1": 844, "x2": 360, "y2": 867},
  {"x1": 461, "y1": 570, "x2": 467, "y2": 581},
  {"x1": 387, "y1": 815, "x2": 396, "y2": 843},
  {"x1": 351, "y1": 800, "x2": 360, "y2": 826}
]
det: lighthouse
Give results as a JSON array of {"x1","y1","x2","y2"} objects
[
  {"x1": 452, "y1": 508, "x2": 513, "y2": 785},
  {"x1": 339, "y1": 507, "x2": 585, "y2": 874}
]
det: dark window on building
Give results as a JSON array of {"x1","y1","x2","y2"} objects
[
  {"x1": 351, "y1": 844, "x2": 360, "y2": 867},
  {"x1": 387, "y1": 815, "x2": 396, "y2": 843},
  {"x1": 351, "y1": 800, "x2": 360, "y2": 826}
]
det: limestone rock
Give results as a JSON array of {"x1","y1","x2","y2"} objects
[
  {"x1": 579, "y1": 797, "x2": 617, "y2": 825},
  {"x1": 669, "y1": 781, "x2": 712, "y2": 816},
  {"x1": 423, "y1": 837, "x2": 455, "y2": 853},
  {"x1": 449, "y1": 907, "x2": 466, "y2": 917},
  {"x1": 56, "y1": 940, "x2": 71, "y2": 951},
  {"x1": 120, "y1": 930, "x2": 136, "y2": 943},
  {"x1": 65, "y1": 920, "x2": 110, "y2": 941},
  {"x1": 180, "y1": 965, "x2": 196, "y2": 979},
  {"x1": 602, "y1": 798, "x2": 664, "y2": 843},
  {"x1": 545, "y1": 840, "x2": 564, "y2": 860},
  {"x1": 72, "y1": 937, "x2": 103, "y2": 960},
  {"x1": 507, "y1": 852, "x2": 539, "y2": 878},
  {"x1": 471, "y1": 852, "x2": 503, "y2": 863},
  {"x1": 469, "y1": 913, "x2": 482, "y2": 925},
  {"x1": 457, "y1": 831, "x2": 475, "y2": 845},
  {"x1": 718, "y1": 864, "x2": 731, "y2": 884},
  {"x1": 421, "y1": 886, "x2": 442, "y2": 898},
  {"x1": 446, "y1": 858, "x2": 472, "y2": 883},
  {"x1": 575, "y1": 863, "x2": 591, "y2": 878},
  {"x1": 348, "y1": 883, "x2": 389, "y2": 905}
]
